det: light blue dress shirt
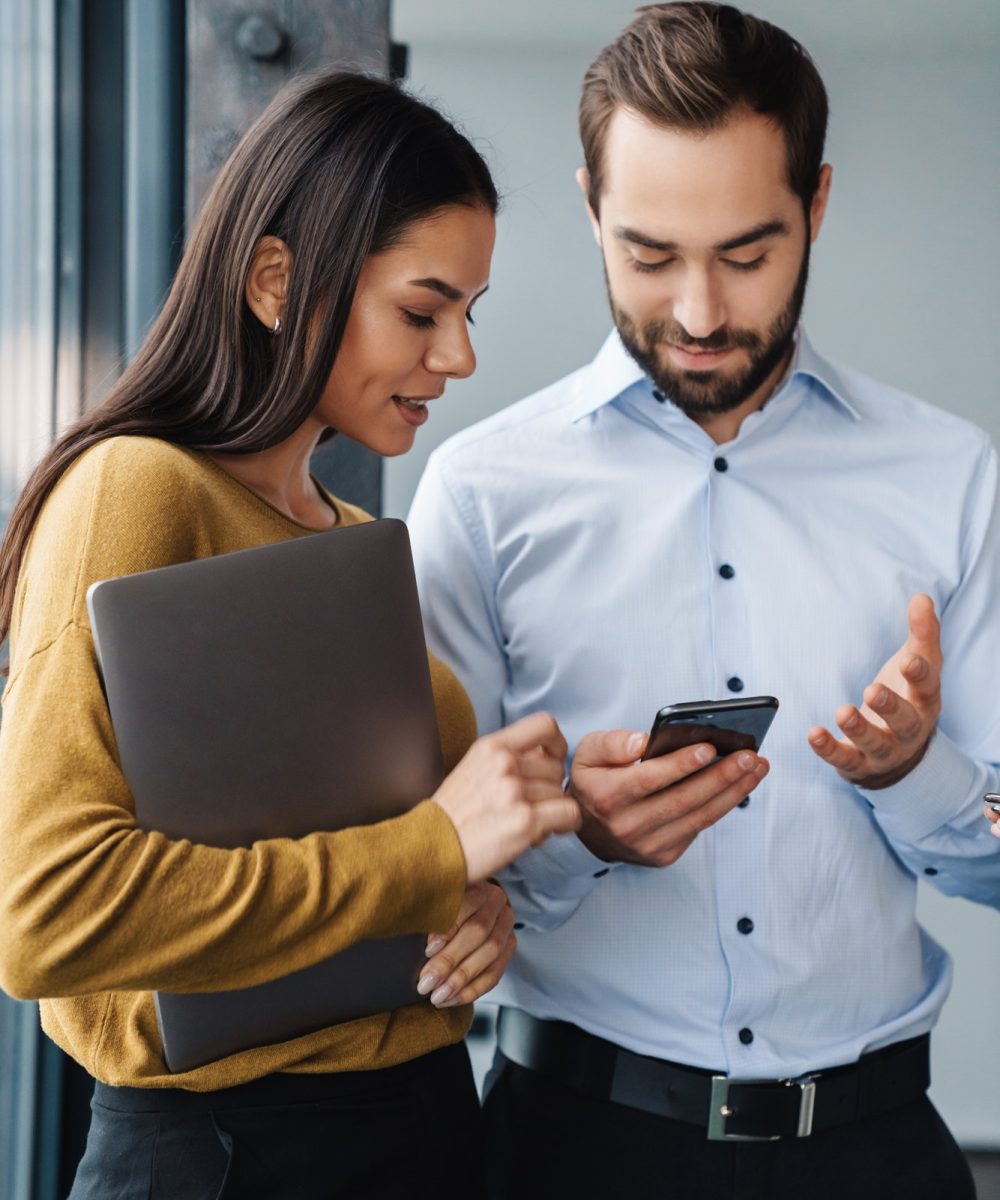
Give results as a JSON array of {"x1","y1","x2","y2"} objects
[{"x1": 407, "y1": 329, "x2": 1000, "y2": 1080}]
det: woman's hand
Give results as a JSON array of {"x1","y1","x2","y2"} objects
[
  {"x1": 985, "y1": 801, "x2": 1000, "y2": 839},
  {"x1": 430, "y1": 712, "x2": 580, "y2": 882},
  {"x1": 417, "y1": 880, "x2": 516, "y2": 1007}
]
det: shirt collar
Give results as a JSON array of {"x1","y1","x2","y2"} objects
[{"x1": 567, "y1": 327, "x2": 862, "y2": 424}]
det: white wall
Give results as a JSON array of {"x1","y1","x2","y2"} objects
[{"x1": 387, "y1": 5, "x2": 1000, "y2": 1147}]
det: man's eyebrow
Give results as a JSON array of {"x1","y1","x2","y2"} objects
[
  {"x1": 714, "y1": 221, "x2": 789, "y2": 252},
  {"x1": 408, "y1": 278, "x2": 490, "y2": 303},
  {"x1": 612, "y1": 220, "x2": 790, "y2": 254}
]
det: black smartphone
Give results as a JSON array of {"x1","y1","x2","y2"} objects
[
  {"x1": 641, "y1": 695, "x2": 779, "y2": 762},
  {"x1": 985, "y1": 793, "x2": 1000, "y2": 814}
]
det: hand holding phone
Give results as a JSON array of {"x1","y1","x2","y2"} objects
[
  {"x1": 984, "y1": 793, "x2": 1000, "y2": 814},
  {"x1": 641, "y1": 696, "x2": 779, "y2": 763}
]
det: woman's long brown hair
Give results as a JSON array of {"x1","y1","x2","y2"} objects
[{"x1": 0, "y1": 70, "x2": 497, "y2": 647}]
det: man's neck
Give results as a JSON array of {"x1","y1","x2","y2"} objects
[{"x1": 689, "y1": 346, "x2": 795, "y2": 445}]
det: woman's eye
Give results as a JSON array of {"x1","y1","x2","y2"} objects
[
  {"x1": 724, "y1": 255, "x2": 767, "y2": 273},
  {"x1": 402, "y1": 310, "x2": 436, "y2": 329}
]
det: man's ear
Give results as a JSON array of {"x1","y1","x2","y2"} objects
[
  {"x1": 245, "y1": 236, "x2": 291, "y2": 330},
  {"x1": 576, "y1": 167, "x2": 602, "y2": 248},
  {"x1": 808, "y1": 164, "x2": 833, "y2": 244}
]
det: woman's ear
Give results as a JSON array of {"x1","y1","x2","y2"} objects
[{"x1": 245, "y1": 236, "x2": 291, "y2": 332}]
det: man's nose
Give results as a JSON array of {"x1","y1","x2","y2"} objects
[{"x1": 672, "y1": 271, "x2": 726, "y2": 341}]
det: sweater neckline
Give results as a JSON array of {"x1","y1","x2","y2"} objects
[{"x1": 192, "y1": 450, "x2": 344, "y2": 534}]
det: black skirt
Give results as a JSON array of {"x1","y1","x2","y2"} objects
[{"x1": 68, "y1": 1041, "x2": 484, "y2": 1200}]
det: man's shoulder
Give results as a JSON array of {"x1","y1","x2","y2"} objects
[
  {"x1": 812, "y1": 350, "x2": 992, "y2": 462},
  {"x1": 429, "y1": 362, "x2": 592, "y2": 474}
]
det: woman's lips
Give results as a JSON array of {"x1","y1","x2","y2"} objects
[{"x1": 393, "y1": 395, "x2": 433, "y2": 426}]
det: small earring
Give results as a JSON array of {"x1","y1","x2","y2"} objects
[{"x1": 270, "y1": 315, "x2": 281, "y2": 335}]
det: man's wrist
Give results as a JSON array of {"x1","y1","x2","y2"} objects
[{"x1": 851, "y1": 730, "x2": 934, "y2": 791}]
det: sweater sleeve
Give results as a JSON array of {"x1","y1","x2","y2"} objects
[{"x1": 0, "y1": 441, "x2": 467, "y2": 1001}]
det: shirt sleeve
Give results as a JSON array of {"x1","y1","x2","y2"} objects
[
  {"x1": 861, "y1": 435, "x2": 1000, "y2": 909},
  {"x1": 408, "y1": 450, "x2": 615, "y2": 930}
]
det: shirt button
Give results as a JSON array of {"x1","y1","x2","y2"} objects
[
  {"x1": 593, "y1": 868, "x2": 610, "y2": 878},
  {"x1": 738, "y1": 797, "x2": 751, "y2": 808},
  {"x1": 739, "y1": 1027, "x2": 754, "y2": 1045},
  {"x1": 513, "y1": 922, "x2": 525, "y2": 930},
  {"x1": 714, "y1": 456, "x2": 729, "y2": 472},
  {"x1": 727, "y1": 676, "x2": 744, "y2": 693},
  {"x1": 923, "y1": 867, "x2": 938, "y2": 876},
  {"x1": 652, "y1": 387, "x2": 665, "y2": 403},
  {"x1": 719, "y1": 563, "x2": 735, "y2": 579},
  {"x1": 737, "y1": 917, "x2": 754, "y2": 935}
]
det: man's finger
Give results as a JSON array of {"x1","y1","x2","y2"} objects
[
  {"x1": 864, "y1": 685, "x2": 924, "y2": 741},
  {"x1": 574, "y1": 728, "x2": 649, "y2": 769},
  {"x1": 641, "y1": 762, "x2": 770, "y2": 864},
  {"x1": 899, "y1": 653, "x2": 941, "y2": 707},
  {"x1": 807, "y1": 725, "x2": 866, "y2": 774},
  {"x1": 834, "y1": 705, "x2": 895, "y2": 762},
  {"x1": 632, "y1": 742, "x2": 719, "y2": 795},
  {"x1": 905, "y1": 593, "x2": 942, "y2": 665}
]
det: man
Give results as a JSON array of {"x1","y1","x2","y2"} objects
[{"x1": 408, "y1": 4, "x2": 1000, "y2": 1197}]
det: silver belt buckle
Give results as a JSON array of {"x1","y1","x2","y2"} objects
[{"x1": 707, "y1": 1075, "x2": 816, "y2": 1141}]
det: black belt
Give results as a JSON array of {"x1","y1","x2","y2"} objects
[{"x1": 496, "y1": 1008, "x2": 930, "y2": 1142}]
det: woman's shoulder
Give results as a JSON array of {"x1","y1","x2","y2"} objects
[
  {"x1": 25, "y1": 438, "x2": 212, "y2": 626},
  {"x1": 65, "y1": 435, "x2": 207, "y2": 501}
]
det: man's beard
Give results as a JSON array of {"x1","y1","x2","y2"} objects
[{"x1": 611, "y1": 243, "x2": 810, "y2": 418}]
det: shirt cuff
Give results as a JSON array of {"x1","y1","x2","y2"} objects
[
  {"x1": 514, "y1": 831, "x2": 622, "y2": 899},
  {"x1": 860, "y1": 730, "x2": 985, "y2": 843}
]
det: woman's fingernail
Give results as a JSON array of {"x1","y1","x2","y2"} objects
[
  {"x1": 416, "y1": 970, "x2": 439, "y2": 996},
  {"x1": 694, "y1": 745, "x2": 715, "y2": 765},
  {"x1": 425, "y1": 936, "x2": 446, "y2": 957},
  {"x1": 737, "y1": 752, "x2": 756, "y2": 771},
  {"x1": 627, "y1": 732, "x2": 645, "y2": 756},
  {"x1": 430, "y1": 983, "x2": 454, "y2": 1006}
]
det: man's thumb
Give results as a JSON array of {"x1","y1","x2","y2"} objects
[{"x1": 575, "y1": 728, "x2": 647, "y2": 768}]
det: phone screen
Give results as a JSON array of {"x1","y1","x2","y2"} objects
[{"x1": 642, "y1": 696, "x2": 778, "y2": 762}]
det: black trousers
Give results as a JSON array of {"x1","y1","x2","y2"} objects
[
  {"x1": 68, "y1": 1042, "x2": 484, "y2": 1200},
  {"x1": 482, "y1": 1052, "x2": 977, "y2": 1200}
]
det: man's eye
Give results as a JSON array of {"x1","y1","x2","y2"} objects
[
  {"x1": 724, "y1": 255, "x2": 767, "y2": 273},
  {"x1": 402, "y1": 310, "x2": 436, "y2": 329},
  {"x1": 630, "y1": 257, "x2": 675, "y2": 274}
]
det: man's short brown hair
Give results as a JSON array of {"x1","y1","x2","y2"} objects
[{"x1": 580, "y1": 2, "x2": 828, "y2": 213}]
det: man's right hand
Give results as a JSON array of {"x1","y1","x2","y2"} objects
[{"x1": 570, "y1": 729, "x2": 769, "y2": 867}]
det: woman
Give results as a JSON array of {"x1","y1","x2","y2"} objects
[{"x1": 0, "y1": 71, "x2": 579, "y2": 1198}]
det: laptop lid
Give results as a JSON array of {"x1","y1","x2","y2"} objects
[{"x1": 87, "y1": 517, "x2": 446, "y2": 1072}]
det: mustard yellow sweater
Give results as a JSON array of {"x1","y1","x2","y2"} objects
[{"x1": 0, "y1": 436, "x2": 475, "y2": 1091}]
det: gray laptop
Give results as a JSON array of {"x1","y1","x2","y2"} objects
[{"x1": 86, "y1": 518, "x2": 446, "y2": 1074}]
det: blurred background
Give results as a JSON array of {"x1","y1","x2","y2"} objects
[{"x1": 1, "y1": 1, "x2": 997, "y2": 1196}]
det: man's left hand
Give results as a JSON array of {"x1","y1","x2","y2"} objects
[{"x1": 808, "y1": 593, "x2": 942, "y2": 789}]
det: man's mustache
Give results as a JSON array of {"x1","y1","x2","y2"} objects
[{"x1": 645, "y1": 322, "x2": 762, "y2": 354}]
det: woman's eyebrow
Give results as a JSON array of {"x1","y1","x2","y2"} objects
[{"x1": 408, "y1": 278, "x2": 490, "y2": 302}]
